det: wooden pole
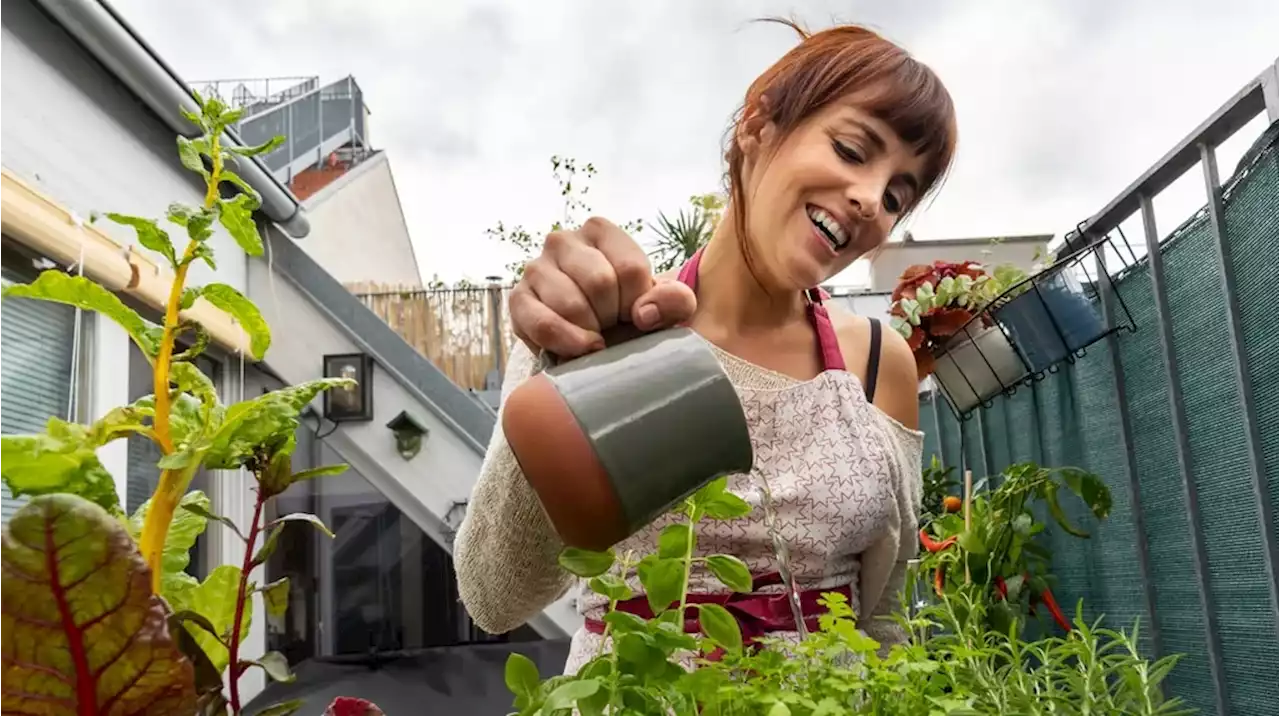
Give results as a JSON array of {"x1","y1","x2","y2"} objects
[{"x1": 963, "y1": 469, "x2": 973, "y2": 585}]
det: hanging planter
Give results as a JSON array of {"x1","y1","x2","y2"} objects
[
  {"x1": 993, "y1": 264, "x2": 1108, "y2": 374},
  {"x1": 890, "y1": 260, "x2": 1031, "y2": 416},
  {"x1": 932, "y1": 324, "x2": 1028, "y2": 413}
]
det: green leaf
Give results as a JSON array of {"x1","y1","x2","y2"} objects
[
  {"x1": 558, "y1": 547, "x2": 615, "y2": 578},
  {"x1": 219, "y1": 170, "x2": 263, "y2": 210},
  {"x1": 1061, "y1": 467, "x2": 1112, "y2": 520},
  {"x1": 176, "y1": 136, "x2": 211, "y2": 177},
  {"x1": 229, "y1": 135, "x2": 285, "y2": 157},
  {"x1": 255, "y1": 700, "x2": 305, "y2": 716},
  {"x1": 181, "y1": 286, "x2": 202, "y2": 310},
  {"x1": 543, "y1": 679, "x2": 601, "y2": 711},
  {"x1": 199, "y1": 283, "x2": 270, "y2": 359},
  {"x1": 658, "y1": 523, "x2": 693, "y2": 559},
  {"x1": 167, "y1": 611, "x2": 225, "y2": 709},
  {"x1": 180, "y1": 501, "x2": 246, "y2": 542},
  {"x1": 640, "y1": 557, "x2": 685, "y2": 614},
  {"x1": 106, "y1": 212, "x2": 178, "y2": 268},
  {"x1": 705, "y1": 554, "x2": 752, "y2": 593},
  {"x1": 192, "y1": 242, "x2": 218, "y2": 270},
  {"x1": 243, "y1": 651, "x2": 294, "y2": 683},
  {"x1": 704, "y1": 491, "x2": 752, "y2": 520},
  {"x1": 260, "y1": 577, "x2": 291, "y2": 631},
  {"x1": 957, "y1": 529, "x2": 988, "y2": 555},
  {"x1": 698, "y1": 603, "x2": 743, "y2": 654},
  {"x1": 168, "y1": 564, "x2": 248, "y2": 673},
  {"x1": 1, "y1": 422, "x2": 121, "y2": 515},
  {"x1": 169, "y1": 360, "x2": 221, "y2": 424},
  {"x1": 218, "y1": 192, "x2": 264, "y2": 256},
  {"x1": 3, "y1": 271, "x2": 162, "y2": 355},
  {"x1": 1043, "y1": 483, "x2": 1090, "y2": 538},
  {"x1": 204, "y1": 378, "x2": 351, "y2": 469},
  {"x1": 1, "y1": 495, "x2": 197, "y2": 713},
  {"x1": 690, "y1": 476, "x2": 728, "y2": 506},
  {"x1": 588, "y1": 573, "x2": 633, "y2": 602},
  {"x1": 289, "y1": 464, "x2": 349, "y2": 483},
  {"x1": 254, "y1": 524, "x2": 285, "y2": 566},
  {"x1": 268, "y1": 512, "x2": 335, "y2": 538},
  {"x1": 504, "y1": 652, "x2": 541, "y2": 699}
]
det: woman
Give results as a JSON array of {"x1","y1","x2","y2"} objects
[{"x1": 454, "y1": 21, "x2": 956, "y2": 673}]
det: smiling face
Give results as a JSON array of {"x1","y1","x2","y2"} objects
[{"x1": 738, "y1": 93, "x2": 929, "y2": 291}]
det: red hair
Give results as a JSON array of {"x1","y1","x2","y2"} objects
[{"x1": 725, "y1": 20, "x2": 958, "y2": 278}]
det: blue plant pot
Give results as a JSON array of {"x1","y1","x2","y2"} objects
[{"x1": 995, "y1": 272, "x2": 1106, "y2": 373}]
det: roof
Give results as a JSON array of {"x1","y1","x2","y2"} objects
[{"x1": 34, "y1": 0, "x2": 310, "y2": 237}]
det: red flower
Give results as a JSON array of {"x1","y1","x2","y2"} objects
[{"x1": 325, "y1": 697, "x2": 385, "y2": 716}]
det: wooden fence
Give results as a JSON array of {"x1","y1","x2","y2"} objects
[{"x1": 347, "y1": 282, "x2": 515, "y2": 391}]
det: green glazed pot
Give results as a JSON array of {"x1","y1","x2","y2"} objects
[{"x1": 504, "y1": 327, "x2": 754, "y2": 551}]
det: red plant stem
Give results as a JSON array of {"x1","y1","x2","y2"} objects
[
  {"x1": 228, "y1": 488, "x2": 266, "y2": 715},
  {"x1": 1038, "y1": 586, "x2": 1072, "y2": 632}
]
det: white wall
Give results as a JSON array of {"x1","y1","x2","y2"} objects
[{"x1": 300, "y1": 153, "x2": 422, "y2": 287}]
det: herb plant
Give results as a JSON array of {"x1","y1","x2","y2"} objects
[
  {"x1": 504, "y1": 462, "x2": 1186, "y2": 716},
  {"x1": 1, "y1": 93, "x2": 378, "y2": 715}
]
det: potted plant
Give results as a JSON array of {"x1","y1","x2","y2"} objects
[{"x1": 889, "y1": 260, "x2": 1028, "y2": 413}]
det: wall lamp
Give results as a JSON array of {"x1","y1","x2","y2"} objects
[
  {"x1": 386, "y1": 410, "x2": 429, "y2": 460},
  {"x1": 322, "y1": 353, "x2": 375, "y2": 422}
]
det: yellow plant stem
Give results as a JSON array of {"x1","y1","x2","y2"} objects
[{"x1": 140, "y1": 134, "x2": 223, "y2": 592}]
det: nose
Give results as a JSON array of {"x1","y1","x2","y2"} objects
[{"x1": 845, "y1": 182, "x2": 882, "y2": 223}]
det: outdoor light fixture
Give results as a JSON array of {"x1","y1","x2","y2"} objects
[
  {"x1": 322, "y1": 353, "x2": 375, "y2": 422},
  {"x1": 386, "y1": 410, "x2": 429, "y2": 460}
]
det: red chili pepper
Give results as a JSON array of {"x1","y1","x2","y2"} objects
[
  {"x1": 994, "y1": 576, "x2": 1008, "y2": 601},
  {"x1": 1038, "y1": 586, "x2": 1072, "y2": 632},
  {"x1": 919, "y1": 528, "x2": 958, "y2": 553},
  {"x1": 934, "y1": 563, "x2": 946, "y2": 597}
]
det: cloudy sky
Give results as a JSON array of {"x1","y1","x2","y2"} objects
[{"x1": 111, "y1": 0, "x2": 1277, "y2": 284}]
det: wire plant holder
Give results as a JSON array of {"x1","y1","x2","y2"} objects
[{"x1": 932, "y1": 231, "x2": 1138, "y2": 420}]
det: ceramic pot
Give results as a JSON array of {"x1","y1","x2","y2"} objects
[
  {"x1": 932, "y1": 324, "x2": 1028, "y2": 413},
  {"x1": 503, "y1": 327, "x2": 754, "y2": 552},
  {"x1": 995, "y1": 272, "x2": 1106, "y2": 373}
]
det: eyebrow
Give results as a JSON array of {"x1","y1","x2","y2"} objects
[{"x1": 839, "y1": 116, "x2": 922, "y2": 195}]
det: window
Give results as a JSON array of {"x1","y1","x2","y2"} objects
[
  {"x1": 264, "y1": 416, "x2": 540, "y2": 662},
  {"x1": 0, "y1": 246, "x2": 84, "y2": 525},
  {"x1": 126, "y1": 339, "x2": 219, "y2": 579}
]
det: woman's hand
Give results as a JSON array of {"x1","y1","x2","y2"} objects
[{"x1": 509, "y1": 217, "x2": 698, "y2": 359}]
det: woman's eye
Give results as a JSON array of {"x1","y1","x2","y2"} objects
[
  {"x1": 833, "y1": 140, "x2": 863, "y2": 164},
  {"x1": 883, "y1": 192, "x2": 903, "y2": 214}
]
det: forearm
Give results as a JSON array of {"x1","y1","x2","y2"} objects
[{"x1": 453, "y1": 342, "x2": 574, "y2": 634}]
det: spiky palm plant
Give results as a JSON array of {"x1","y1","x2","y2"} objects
[{"x1": 648, "y1": 207, "x2": 712, "y2": 273}]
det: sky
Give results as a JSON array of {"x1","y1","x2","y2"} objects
[{"x1": 110, "y1": 0, "x2": 1278, "y2": 285}]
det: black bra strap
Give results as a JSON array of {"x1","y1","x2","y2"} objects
[{"x1": 865, "y1": 318, "x2": 882, "y2": 403}]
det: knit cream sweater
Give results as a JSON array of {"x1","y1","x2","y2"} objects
[{"x1": 453, "y1": 337, "x2": 923, "y2": 644}]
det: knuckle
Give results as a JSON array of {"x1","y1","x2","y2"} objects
[
  {"x1": 581, "y1": 216, "x2": 611, "y2": 235},
  {"x1": 577, "y1": 264, "x2": 617, "y2": 299},
  {"x1": 614, "y1": 255, "x2": 651, "y2": 285},
  {"x1": 543, "y1": 230, "x2": 572, "y2": 251}
]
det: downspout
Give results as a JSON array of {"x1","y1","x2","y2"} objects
[{"x1": 33, "y1": 0, "x2": 311, "y2": 238}]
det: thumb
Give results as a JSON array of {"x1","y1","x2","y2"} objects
[{"x1": 631, "y1": 278, "x2": 697, "y2": 331}]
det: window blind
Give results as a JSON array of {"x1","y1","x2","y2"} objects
[{"x1": 1, "y1": 264, "x2": 77, "y2": 525}]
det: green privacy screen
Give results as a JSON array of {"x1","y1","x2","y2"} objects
[{"x1": 919, "y1": 125, "x2": 1278, "y2": 716}]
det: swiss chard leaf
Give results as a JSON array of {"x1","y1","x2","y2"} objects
[
  {"x1": 2, "y1": 271, "x2": 163, "y2": 356},
  {"x1": 105, "y1": 212, "x2": 178, "y2": 268},
  {"x1": 228, "y1": 135, "x2": 284, "y2": 157},
  {"x1": 0, "y1": 494, "x2": 196, "y2": 714},
  {"x1": 167, "y1": 564, "x2": 247, "y2": 673},
  {"x1": 0, "y1": 420, "x2": 121, "y2": 515},
  {"x1": 204, "y1": 378, "x2": 351, "y2": 469},
  {"x1": 130, "y1": 491, "x2": 214, "y2": 605},
  {"x1": 199, "y1": 283, "x2": 270, "y2": 359},
  {"x1": 217, "y1": 192, "x2": 264, "y2": 256},
  {"x1": 260, "y1": 577, "x2": 290, "y2": 631}
]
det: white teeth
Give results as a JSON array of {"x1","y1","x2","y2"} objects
[{"x1": 807, "y1": 206, "x2": 848, "y2": 249}]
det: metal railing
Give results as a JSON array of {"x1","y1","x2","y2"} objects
[
  {"x1": 190, "y1": 76, "x2": 320, "y2": 115},
  {"x1": 923, "y1": 60, "x2": 1277, "y2": 716}
]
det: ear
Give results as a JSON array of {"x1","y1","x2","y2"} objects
[{"x1": 735, "y1": 95, "x2": 776, "y2": 161}]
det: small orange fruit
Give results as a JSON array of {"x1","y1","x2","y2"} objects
[{"x1": 943, "y1": 496, "x2": 963, "y2": 513}]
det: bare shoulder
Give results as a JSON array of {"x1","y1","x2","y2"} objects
[{"x1": 827, "y1": 304, "x2": 920, "y2": 430}]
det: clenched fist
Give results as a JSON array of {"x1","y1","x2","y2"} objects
[{"x1": 509, "y1": 217, "x2": 698, "y2": 359}]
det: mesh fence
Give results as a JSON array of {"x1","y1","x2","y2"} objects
[{"x1": 920, "y1": 125, "x2": 1278, "y2": 715}]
